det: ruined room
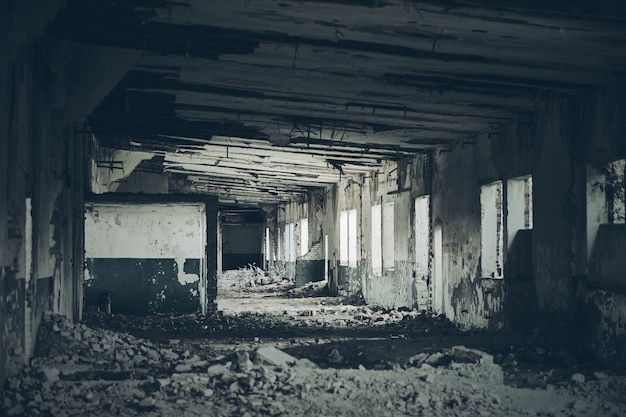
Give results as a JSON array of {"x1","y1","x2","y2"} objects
[{"x1": 1, "y1": 0, "x2": 626, "y2": 416}]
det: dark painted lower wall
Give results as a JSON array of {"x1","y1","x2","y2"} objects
[
  {"x1": 295, "y1": 260, "x2": 324, "y2": 287},
  {"x1": 336, "y1": 264, "x2": 362, "y2": 298},
  {"x1": 0, "y1": 269, "x2": 25, "y2": 382},
  {"x1": 222, "y1": 253, "x2": 263, "y2": 271},
  {"x1": 504, "y1": 230, "x2": 539, "y2": 331},
  {"x1": 85, "y1": 258, "x2": 201, "y2": 315},
  {"x1": 295, "y1": 240, "x2": 325, "y2": 287}
]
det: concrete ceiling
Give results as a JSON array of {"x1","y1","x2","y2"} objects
[{"x1": 48, "y1": 0, "x2": 626, "y2": 206}]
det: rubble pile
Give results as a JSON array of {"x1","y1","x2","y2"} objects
[
  {"x1": 83, "y1": 310, "x2": 291, "y2": 338},
  {"x1": 84, "y1": 304, "x2": 460, "y2": 341},
  {"x1": 220, "y1": 265, "x2": 289, "y2": 288},
  {"x1": 285, "y1": 281, "x2": 329, "y2": 298},
  {"x1": 2, "y1": 314, "x2": 626, "y2": 417}
]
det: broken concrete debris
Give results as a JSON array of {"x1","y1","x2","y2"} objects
[
  {"x1": 255, "y1": 347, "x2": 297, "y2": 367},
  {"x1": 1, "y1": 313, "x2": 625, "y2": 416}
]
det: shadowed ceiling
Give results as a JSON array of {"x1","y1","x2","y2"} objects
[{"x1": 48, "y1": 0, "x2": 626, "y2": 205}]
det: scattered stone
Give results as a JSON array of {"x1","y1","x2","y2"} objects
[
  {"x1": 295, "y1": 358, "x2": 317, "y2": 368},
  {"x1": 139, "y1": 398, "x2": 156, "y2": 408},
  {"x1": 41, "y1": 366, "x2": 60, "y2": 383},
  {"x1": 236, "y1": 351, "x2": 254, "y2": 371},
  {"x1": 594, "y1": 371, "x2": 608, "y2": 380},
  {"x1": 525, "y1": 374, "x2": 547, "y2": 389},
  {"x1": 208, "y1": 363, "x2": 231, "y2": 376},
  {"x1": 255, "y1": 347, "x2": 297, "y2": 367},
  {"x1": 7, "y1": 404, "x2": 24, "y2": 416},
  {"x1": 0, "y1": 309, "x2": 623, "y2": 417},
  {"x1": 571, "y1": 373, "x2": 585, "y2": 384},
  {"x1": 174, "y1": 364, "x2": 193, "y2": 373},
  {"x1": 408, "y1": 352, "x2": 429, "y2": 367}
]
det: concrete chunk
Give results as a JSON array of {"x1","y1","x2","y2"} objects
[
  {"x1": 7, "y1": 404, "x2": 24, "y2": 416},
  {"x1": 42, "y1": 366, "x2": 60, "y2": 383},
  {"x1": 138, "y1": 398, "x2": 156, "y2": 408},
  {"x1": 255, "y1": 347, "x2": 297, "y2": 367},
  {"x1": 207, "y1": 363, "x2": 231, "y2": 376}
]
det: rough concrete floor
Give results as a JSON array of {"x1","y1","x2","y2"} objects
[{"x1": 1, "y1": 272, "x2": 625, "y2": 417}]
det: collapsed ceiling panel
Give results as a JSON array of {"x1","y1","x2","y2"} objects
[{"x1": 48, "y1": 0, "x2": 626, "y2": 206}]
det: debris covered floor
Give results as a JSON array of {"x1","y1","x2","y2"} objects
[{"x1": 2, "y1": 274, "x2": 625, "y2": 417}]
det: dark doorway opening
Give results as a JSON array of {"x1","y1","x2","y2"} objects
[{"x1": 221, "y1": 209, "x2": 265, "y2": 271}]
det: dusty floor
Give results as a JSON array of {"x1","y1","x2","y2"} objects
[{"x1": 1, "y1": 271, "x2": 625, "y2": 416}]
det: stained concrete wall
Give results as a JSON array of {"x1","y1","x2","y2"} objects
[
  {"x1": 334, "y1": 176, "x2": 365, "y2": 298},
  {"x1": 285, "y1": 118, "x2": 536, "y2": 327},
  {"x1": 84, "y1": 199, "x2": 215, "y2": 315},
  {"x1": 532, "y1": 95, "x2": 585, "y2": 322},
  {"x1": 431, "y1": 136, "x2": 501, "y2": 329},
  {"x1": 267, "y1": 191, "x2": 328, "y2": 285},
  {"x1": 579, "y1": 85, "x2": 626, "y2": 362},
  {"x1": 1, "y1": 0, "x2": 140, "y2": 385},
  {"x1": 267, "y1": 87, "x2": 626, "y2": 361},
  {"x1": 295, "y1": 239, "x2": 325, "y2": 286}
]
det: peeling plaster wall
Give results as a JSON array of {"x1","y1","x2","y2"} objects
[
  {"x1": 292, "y1": 190, "x2": 326, "y2": 286},
  {"x1": 268, "y1": 88, "x2": 626, "y2": 350},
  {"x1": 89, "y1": 144, "x2": 157, "y2": 194},
  {"x1": 84, "y1": 203, "x2": 207, "y2": 315},
  {"x1": 362, "y1": 177, "x2": 414, "y2": 309},
  {"x1": 295, "y1": 239, "x2": 325, "y2": 287},
  {"x1": 588, "y1": 225, "x2": 626, "y2": 290},
  {"x1": 532, "y1": 95, "x2": 585, "y2": 322},
  {"x1": 578, "y1": 84, "x2": 626, "y2": 360},
  {"x1": 0, "y1": 3, "x2": 8, "y2": 385},
  {"x1": 431, "y1": 136, "x2": 497, "y2": 329},
  {"x1": 1, "y1": 0, "x2": 121, "y2": 384},
  {"x1": 273, "y1": 201, "x2": 298, "y2": 281},
  {"x1": 333, "y1": 176, "x2": 364, "y2": 298},
  {"x1": 581, "y1": 291, "x2": 626, "y2": 363}
]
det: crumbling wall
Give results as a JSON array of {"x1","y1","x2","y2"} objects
[
  {"x1": 532, "y1": 95, "x2": 587, "y2": 325},
  {"x1": 0, "y1": 2, "x2": 95, "y2": 384},
  {"x1": 270, "y1": 201, "x2": 300, "y2": 281},
  {"x1": 578, "y1": 84, "x2": 626, "y2": 361},
  {"x1": 588, "y1": 225, "x2": 626, "y2": 290},
  {"x1": 0, "y1": 44, "x2": 82, "y2": 384},
  {"x1": 430, "y1": 119, "x2": 535, "y2": 330},
  {"x1": 361, "y1": 168, "x2": 415, "y2": 308},
  {"x1": 292, "y1": 189, "x2": 328, "y2": 286},
  {"x1": 332, "y1": 176, "x2": 364, "y2": 297},
  {"x1": 295, "y1": 239, "x2": 325, "y2": 287},
  {"x1": 431, "y1": 138, "x2": 494, "y2": 328},
  {"x1": 1, "y1": 2, "x2": 13, "y2": 384},
  {"x1": 205, "y1": 201, "x2": 219, "y2": 312},
  {"x1": 84, "y1": 202, "x2": 207, "y2": 315},
  {"x1": 581, "y1": 290, "x2": 626, "y2": 364}
]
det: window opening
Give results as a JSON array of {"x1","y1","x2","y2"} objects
[{"x1": 481, "y1": 181, "x2": 504, "y2": 278}]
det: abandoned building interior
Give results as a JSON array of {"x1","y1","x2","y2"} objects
[{"x1": 2, "y1": 0, "x2": 626, "y2": 415}]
